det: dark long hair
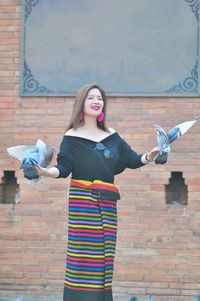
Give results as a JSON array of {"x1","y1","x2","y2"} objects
[{"x1": 66, "y1": 83, "x2": 108, "y2": 131}]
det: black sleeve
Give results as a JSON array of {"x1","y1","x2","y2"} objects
[
  {"x1": 115, "y1": 140, "x2": 145, "y2": 175},
  {"x1": 54, "y1": 137, "x2": 73, "y2": 178}
]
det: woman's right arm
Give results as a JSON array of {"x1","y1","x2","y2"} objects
[
  {"x1": 35, "y1": 136, "x2": 73, "y2": 179},
  {"x1": 35, "y1": 165, "x2": 60, "y2": 178}
]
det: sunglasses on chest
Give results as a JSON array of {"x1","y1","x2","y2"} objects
[{"x1": 95, "y1": 142, "x2": 113, "y2": 159}]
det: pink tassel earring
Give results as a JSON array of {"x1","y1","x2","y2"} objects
[
  {"x1": 80, "y1": 111, "x2": 84, "y2": 122},
  {"x1": 97, "y1": 112, "x2": 104, "y2": 122}
]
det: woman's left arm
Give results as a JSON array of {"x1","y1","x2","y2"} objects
[{"x1": 117, "y1": 141, "x2": 159, "y2": 173}]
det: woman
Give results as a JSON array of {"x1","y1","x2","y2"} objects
[{"x1": 35, "y1": 83, "x2": 159, "y2": 301}]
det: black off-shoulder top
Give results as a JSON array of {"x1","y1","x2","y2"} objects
[{"x1": 55, "y1": 132, "x2": 145, "y2": 183}]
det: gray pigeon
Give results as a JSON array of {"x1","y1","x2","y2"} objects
[
  {"x1": 7, "y1": 139, "x2": 55, "y2": 182},
  {"x1": 154, "y1": 116, "x2": 200, "y2": 164}
]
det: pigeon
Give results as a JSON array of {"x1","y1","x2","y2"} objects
[
  {"x1": 7, "y1": 139, "x2": 55, "y2": 182},
  {"x1": 154, "y1": 116, "x2": 200, "y2": 164}
]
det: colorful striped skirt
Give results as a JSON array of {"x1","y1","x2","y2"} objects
[{"x1": 63, "y1": 179, "x2": 120, "y2": 301}]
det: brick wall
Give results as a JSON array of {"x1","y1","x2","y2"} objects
[{"x1": 0, "y1": 1, "x2": 200, "y2": 300}]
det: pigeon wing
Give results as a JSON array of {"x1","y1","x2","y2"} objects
[
  {"x1": 7, "y1": 145, "x2": 38, "y2": 161},
  {"x1": 35, "y1": 139, "x2": 46, "y2": 150},
  {"x1": 153, "y1": 125, "x2": 170, "y2": 165},
  {"x1": 41, "y1": 147, "x2": 55, "y2": 167},
  {"x1": 153, "y1": 125, "x2": 169, "y2": 142},
  {"x1": 176, "y1": 118, "x2": 199, "y2": 136},
  {"x1": 166, "y1": 127, "x2": 181, "y2": 144}
]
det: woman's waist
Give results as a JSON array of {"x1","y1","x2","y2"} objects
[{"x1": 69, "y1": 179, "x2": 120, "y2": 200}]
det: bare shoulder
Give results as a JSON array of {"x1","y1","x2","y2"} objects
[
  {"x1": 64, "y1": 128, "x2": 76, "y2": 136},
  {"x1": 107, "y1": 127, "x2": 116, "y2": 134}
]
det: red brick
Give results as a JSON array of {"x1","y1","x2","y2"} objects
[
  {"x1": 0, "y1": 1, "x2": 20, "y2": 6},
  {"x1": 0, "y1": 3, "x2": 200, "y2": 300}
]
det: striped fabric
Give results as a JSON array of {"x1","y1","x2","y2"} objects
[{"x1": 63, "y1": 179, "x2": 120, "y2": 301}]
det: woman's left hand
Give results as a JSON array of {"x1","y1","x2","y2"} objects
[{"x1": 147, "y1": 146, "x2": 160, "y2": 162}]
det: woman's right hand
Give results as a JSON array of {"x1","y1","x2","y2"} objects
[
  {"x1": 34, "y1": 165, "x2": 60, "y2": 178},
  {"x1": 34, "y1": 164, "x2": 49, "y2": 177}
]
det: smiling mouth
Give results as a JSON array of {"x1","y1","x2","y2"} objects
[{"x1": 91, "y1": 105, "x2": 101, "y2": 110}]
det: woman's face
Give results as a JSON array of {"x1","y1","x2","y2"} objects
[{"x1": 84, "y1": 88, "x2": 104, "y2": 118}]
